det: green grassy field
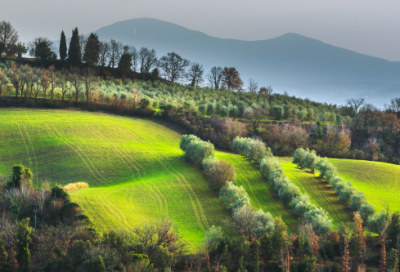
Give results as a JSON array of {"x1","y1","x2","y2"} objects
[
  {"x1": 4, "y1": 108, "x2": 398, "y2": 245},
  {"x1": 278, "y1": 158, "x2": 351, "y2": 226},
  {"x1": 216, "y1": 152, "x2": 300, "y2": 232},
  {"x1": 328, "y1": 158, "x2": 400, "y2": 213},
  {"x1": 0, "y1": 108, "x2": 232, "y2": 249}
]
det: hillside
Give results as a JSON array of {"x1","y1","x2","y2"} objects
[
  {"x1": 279, "y1": 157, "x2": 351, "y2": 226},
  {"x1": 328, "y1": 158, "x2": 400, "y2": 213},
  {"x1": 0, "y1": 109, "x2": 231, "y2": 248},
  {"x1": 216, "y1": 152, "x2": 300, "y2": 231},
  {"x1": 88, "y1": 18, "x2": 400, "y2": 106}
]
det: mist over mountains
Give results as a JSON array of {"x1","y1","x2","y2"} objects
[{"x1": 87, "y1": 18, "x2": 400, "y2": 107}]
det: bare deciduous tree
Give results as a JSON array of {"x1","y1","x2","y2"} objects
[
  {"x1": 131, "y1": 219, "x2": 185, "y2": 261},
  {"x1": 130, "y1": 46, "x2": 138, "y2": 72},
  {"x1": 158, "y1": 52, "x2": 190, "y2": 82},
  {"x1": 109, "y1": 39, "x2": 123, "y2": 68},
  {"x1": 207, "y1": 66, "x2": 223, "y2": 90},
  {"x1": 138, "y1": 47, "x2": 158, "y2": 74},
  {"x1": 187, "y1": 63, "x2": 204, "y2": 87},
  {"x1": 97, "y1": 41, "x2": 110, "y2": 67},
  {"x1": 248, "y1": 78, "x2": 258, "y2": 93}
]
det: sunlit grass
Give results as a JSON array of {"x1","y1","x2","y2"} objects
[{"x1": 0, "y1": 108, "x2": 231, "y2": 250}]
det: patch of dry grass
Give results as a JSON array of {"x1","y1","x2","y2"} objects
[{"x1": 64, "y1": 182, "x2": 89, "y2": 191}]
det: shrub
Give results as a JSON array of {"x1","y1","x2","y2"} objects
[
  {"x1": 367, "y1": 210, "x2": 389, "y2": 233},
  {"x1": 204, "y1": 226, "x2": 224, "y2": 249},
  {"x1": 63, "y1": 182, "x2": 89, "y2": 191},
  {"x1": 229, "y1": 106, "x2": 239, "y2": 117},
  {"x1": 292, "y1": 148, "x2": 307, "y2": 169},
  {"x1": 303, "y1": 150, "x2": 318, "y2": 173},
  {"x1": 359, "y1": 203, "x2": 376, "y2": 223},
  {"x1": 179, "y1": 134, "x2": 199, "y2": 152},
  {"x1": 290, "y1": 195, "x2": 314, "y2": 216},
  {"x1": 219, "y1": 106, "x2": 229, "y2": 117},
  {"x1": 339, "y1": 183, "x2": 356, "y2": 205},
  {"x1": 272, "y1": 105, "x2": 284, "y2": 120},
  {"x1": 233, "y1": 206, "x2": 275, "y2": 239},
  {"x1": 278, "y1": 183, "x2": 301, "y2": 206},
  {"x1": 232, "y1": 137, "x2": 272, "y2": 164},
  {"x1": 260, "y1": 157, "x2": 280, "y2": 177},
  {"x1": 304, "y1": 208, "x2": 332, "y2": 235},
  {"x1": 202, "y1": 155, "x2": 219, "y2": 175},
  {"x1": 219, "y1": 181, "x2": 250, "y2": 212},
  {"x1": 207, "y1": 103, "x2": 215, "y2": 115},
  {"x1": 50, "y1": 185, "x2": 70, "y2": 202},
  {"x1": 208, "y1": 160, "x2": 236, "y2": 189},
  {"x1": 349, "y1": 192, "x2": 367, "y2": 212},
  {"x1": 185, "y1": 139, "x2": 215, "y2": 166},
  {"x1": 198, "y1": 104, "x2": 207, "y2": 115}
]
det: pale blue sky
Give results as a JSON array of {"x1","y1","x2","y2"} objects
[{"x1": 2, "y1": 0, "x2": 399, "y2": 61}]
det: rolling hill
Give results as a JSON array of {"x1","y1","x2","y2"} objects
[
  {"x1": 0, "y1": 109, "x2": 231, "y2": 249},
  {"x1": 86, "y1": 18, "x2": 400, "y2": 106}
]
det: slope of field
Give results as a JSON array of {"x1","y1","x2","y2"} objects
[
  {"x1": 216, "y1": 152, "x2": 300, "y2": 232},
  {"x1": 328, "y1": 158, "x2": 400, "y2": 213},
  {"x1": 279, "y1": 157, "x2": 351, "y2": 226},
  {"x1": 0, "y1": 108, "x2": 231, "y2": 248}
]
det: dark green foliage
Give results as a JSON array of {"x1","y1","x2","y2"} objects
[
  {"x1": 68, "y1": 27, "x2": 81, "y2": 67},
  {"x1": 220, "y1": 245, "x2": 232, "y2": 268},
  {"x1": 237, "y1": 256, "x2": 247, "y2": 272},
  {"x1": 16, "y1": 218, "x2": 32, "y2": 272},
  {"x1": 118, "y1": 53, "x2": 132, "y2": 75},
  {"x1": 8, "y1": 164, "x2": 32, "y2": 188},
  {"x1": 50, "y1": 185, "x2": 70, "y2": 202},
  {"x1": 131, "y1": 254, "x2": 149, "y2": 263},
  {"x1": 388, "y1": 212, "x2": 400, "y2": 250},
  {"x1": 29, "y1": 37, "x2": 55, "y2": 66},
  {"x1": 43, "y1": 246, "x2": 72, "y2": 272},
  {"x1": 83, "y1": 255, "x2": 106, "y2": 272},
  {"x1": 83, "y1": 33, "x2": 100, "y2": 66},
  {"x1": 320, "y1": 240, "x2": 335, "y2": 260},
  {"x1": 331, "y1": 262, "x2": 341, "y2": 272},
  {"x1": 247, "y1": 242, "x2": 260, "y2": 272},
  {"x1": 387, "y1": 248, "x2": 398, "y2": 272},
  {"x1": 0, "y1": 235, "x2": 8, "y2": 270},
  {"x1": 59, "y1": 31, "x2": 67, "y2": 61},
  {"x1": 272, "y1": 105, "x2": 284, "y2": 120},
  {"x1": 69, "y1": 240, "x2": 92, "y2": 267},
  {"x1": 151, "y1": 68, "x2": 160, "y2": 80},
  {"x1": 103, "y1": 231, "x2": 130, "y2": 262}
]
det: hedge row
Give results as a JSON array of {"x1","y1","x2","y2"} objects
[
  {"x1": 293, "y1": 148, "x2": 389, "y2": 233},
  {"x1": 233, "y1": 137, "x2": 332, "y2": 234},
  {"x1": 180, "y1": 135, "x2": 277, "y2": 239}
]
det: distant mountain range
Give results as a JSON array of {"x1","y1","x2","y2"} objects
[{"x1": 85, "y1": 18, "x2": 400, "y2": 107}]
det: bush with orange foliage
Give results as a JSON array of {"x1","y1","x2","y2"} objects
[{"x1": 63, "y1": 182, "x2": 89, "y2": 192}]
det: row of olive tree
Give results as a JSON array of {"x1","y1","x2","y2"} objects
[
  {"x1": 232, "y1": 137, "x2": 332, "y2": 234},
  {"x1": 180, "y1": 134, "x2": 278, "y2": 242},
  {"x1": 293, "y1": 148, "x2": 389, "y2": 233}
]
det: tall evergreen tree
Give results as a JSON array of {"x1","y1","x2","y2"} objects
[
  {"x1": 68, "y1": 27, "x2": 81, "y2": 67},
  {"x1": 59, "y1": 30, "x2": 67, "y2": 61},
  {"x1": 83, "y1": 33, "x2": 100, "y2": 66}
]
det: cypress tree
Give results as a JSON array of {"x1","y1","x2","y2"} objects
[
  {"x1": 68, "y1": 27, "x2": 81, "y2": 67},
  {"x1": 16, "y1": 218, "x2": 32, "y2": 272},
  {"x1": 59, "y1": 30, "x2": 67, "y2": 61},
  {"x1": 83, "y1": 33, "x2": 100, "y2": 66}
]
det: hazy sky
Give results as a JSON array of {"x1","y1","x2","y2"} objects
[{"x1": 2, "y1": 0, "x2": 400, "y2": 61}]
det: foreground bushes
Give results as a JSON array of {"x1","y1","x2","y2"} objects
[
  {"x1": 233, "y1": 137, "x2": 332, "y2": 234},
  {"x1": 293, "y1": 147, "x2": 389, "y2": 233}
]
